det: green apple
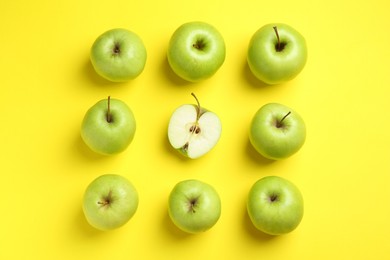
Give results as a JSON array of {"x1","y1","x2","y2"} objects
[
  {"x1": 81, "y1": 96, "x2": 136, "y2": 155},
  {"x1": 90, "y1": 28, "x2": 147, "y2": 82},
  {"x1": 167, "y1": 21, "x2": 226, "y2": 82},
  {"x1": 168, "y1": 179, "x2": 221, "y2": 234},
  {"x1": 168, "y1": 93, "x2": 222, "y2": 159},
  {"x1": 247, "y1": 23, "x2": 307, "y2": 85},
  {"x1": 247, "y1": 176, "x2": 304, "y2": 235},
  {"x1": 249, "y1": 103, "x2": 306, "y2": 160},
  {"x1": 82, "y1": 174, "x2": 139, "y2": 231}
]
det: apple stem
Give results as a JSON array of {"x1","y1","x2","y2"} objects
[
  {"x1": 98, "y1": 200, "x2": 109, "y2": 206},
  {"x1": 189, "y1": 93, "x2": 202, "y2": 135},
  {"x1": 113, "y1": 42, "x2": 121, "y2": 55},
  {"x1": 277, "y1": 111, "x2": 291, "y2": 128},
  {"x1": 273, "y1": 26, "x2": 281, "y2": 51},
  {"x1": 191, "y1": 93, "x2": 201, "y2": 121},
  {"x1": 98, "y1": 191, "x2": 112, "y2": 206},
  {"x1": 189, "y1": 198, "x2": 198, "y2": 213},
  {"x1": 193, "y1": 39, "x2": 205, "y2": 50},
  {"x1": 269, "y1": 194, "x2": 278, "y2": 202},
  {"x1": 106, "y1": 96, "x2": 112, "y2": 123},
  {"x1": 273, "y1": 26, "x2": 283, "y2": 52}
]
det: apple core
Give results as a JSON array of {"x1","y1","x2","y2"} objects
[{"x1": 167, "y1": 92, "x2": 222, "y2": 159}]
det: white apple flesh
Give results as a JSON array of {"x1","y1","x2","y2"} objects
[{"x1": 168, "y1": 93, "x2": 222, "y2": 159}]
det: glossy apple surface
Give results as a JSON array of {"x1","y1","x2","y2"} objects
[
  {"x1": 247, "y1": 176, "x2": 304, "y2": 235},
  {"x1": 167, "y1": 21, "x2": 226, "y2": 82},
  {"x1": 81, "y1": 97, "x2": 136, "y2": 155},
  {"x1": 168, "y1": 179, "x2": 221, "y2": 233},
  {"x1": 83, "y1": 174, "x2": 139, "y2": 231},
  {"x1": 249, "y1": 103, "x2": 306, "y2": 160},
  {"x1": 90, "y1": 28, "x2": 147, "y2": 82},
  {"x1": 247, "y1": 23, "x2": 307, "y2": 85}
]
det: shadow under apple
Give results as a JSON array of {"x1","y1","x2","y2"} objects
[
  {"x1": 82, "y1": 58, "x2": 131, "y2": 88},
  {"x1": 73, "y1": 133, "x2": 113, "y2": 162},
  {"x1": 242, "y1": 58, "x2": 270, "y2": 89},
  {"x1": 162, "y1": 210, "x2": 194, "y2": 240},
  {"x1": 160, "y1": 56, "x2": 193, "y2": 87},
  {"x1": 241, "y1": 198, "x2": 279, "y2": 242},
  {"x1": 74, "y1": 208, "x2": 105, "y2": 238},
  {"x1": 245, "y1": 138, "x2": 275, "y2": 166}
]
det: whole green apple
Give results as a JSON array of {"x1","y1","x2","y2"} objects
[
  {"x1": 247, "y1": 176, "x2": 304, "y2": 235},
  {"x1": 83, "y1": 174, "x2": 139, "y2": 231},
  {"x1": 167, "y1": 21, "x2": 226, "y2": 82},
  {"x1": 81, "y1": 96, "x2": 136, "y2": 155},
  {"x1": 249, "y1": 103, "x2": 306, "y2": 160},
  {"x1": 247, "y1": 23, "x2": 307, "y2": 85},
  {"x1": 90, "y1": 28, "x2": 147, "y2": 82},
  {"x1": 168, "y1": 179, "x2": 221, "y2": 234},
  {"x1": 168, "y1": 93, "x2": 222, "y2": 159}
]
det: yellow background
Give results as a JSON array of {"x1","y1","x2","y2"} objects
[{"x1": 1, "y1": 0, "x2": 389, "y2": 259}]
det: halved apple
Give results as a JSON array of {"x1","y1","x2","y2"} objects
[{"x1": 168, "y1": 93, "x2": 222, "y2": 159}]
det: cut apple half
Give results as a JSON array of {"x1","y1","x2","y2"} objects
[{"x1": 168, "y1": 93, "x2": 222, "y2": 159}]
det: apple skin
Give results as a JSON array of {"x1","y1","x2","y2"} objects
[
  {"x1": 168, "y1": 179, "x2": 221, "y2": 234},
  {"x1": 249, "y1": 103, "x2": 306, "y2": 160},
  {"x1": 81, "y1": 97, "x2": 136, "y2": 155},
  {"x1": 82, "y1": 174, "x2": 139, "y2": 231},
  {"x1": 247, "y1": 23, "x2": 307, "y2": 85},
  {"x1": 247, "y1": 176, "x2": 304, "y2": 235},
  {"x1": 90, "y1": 28, "x2": 147, "y2": 82},
  {"x1": 167, "y1": 21, "x2": 226, "y2": 82}
]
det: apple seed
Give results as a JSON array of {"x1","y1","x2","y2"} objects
[
  {"x1": 189, "y1": 125, "x2": 201, "y2": 134},
  {"x1": 187, "y1": 93, "x2": 202, "y2": 135},
  {"x1": 183, "y1": 142, "x2": 189, "y2": 152}
]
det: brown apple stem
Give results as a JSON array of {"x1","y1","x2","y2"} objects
[
  {"x1": 113, "y1": 42, "x2": 121, "y2": 54},
  {"x1": 277, "y1": 111, "x2": 291, "y2": 128},
  {"x1": 98, "y1": 191, "x2": 112, "y2": 206},
  {"x1": 193, "y1": 39, "x2": 205, "y2": 50},
  {"x1": 106, "y1": 96, "x2": 112, "y2": 123},
  {"x1": 269, "y1": 194, "x2": 278, "y2": 202},
  {"x1": 281, "y1": 111, "x2": 291, "y2": 122},
  {"x1": 98, "y1": 200, "x2": 109, "y2": 206},
  {"x1": 189, "y1": 198, "x2": 198, "y2": 213},
  {"x1": 191, "y1": 93, "x2": 201, "y2": 121},
  {"x1": 273, "y1": 26, "x2": 281, "y2": 51}
]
